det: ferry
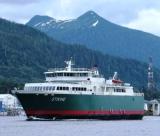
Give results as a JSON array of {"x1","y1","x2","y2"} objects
[{"x1": 13, "y1": 59, "x2": 144, "y2": 120}]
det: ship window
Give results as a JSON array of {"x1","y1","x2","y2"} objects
[
  {"x1": 72, "y1": 87, "x2": 86, "y2": 91},
  {"x1": 56, "y1": 86, "x2": 69, "y2": 90},
  {"x1": 35, "y1": 87, "x2": 37, "y2": 91},
  {"x1": 74, "y1": 73, "x2": 80, "y2": 77},
  {"x1": 101, "y1": 86, "x2": 105, "y2": 91},
  {"x1": 39, "y1": 87, "x2": 42, "y2": 91},
  {"x1": 106, "y1": 88, "x2": 109, "y2": 92},
  {"x1": 28, "y1": 87, "x2": 30, "y2": 91},
  {"x1": 52, "y1": 86, "x2": 55, "y2": 90},
  {"x1": 46, "y1": 87, "x2": 48, "y2": 90},
  {"x1": 52, "y1": 73, "x2": 57, "y2": 77},
  {"x1": 43, "y1": 87, "x2": 45, "y2": 90},
  {"x1": 49, "y1": 86, "x2": 52, "y2": 91},
  {"x1": 46, "y1": 73, "x2": 54, "y2": 77},
  {"x1": 114, "y1": 88, "x2": 126, "y2": 92},
  {"x1": 62, "y1": 87, "x2": 65, "y2": 90},
  {"x1": 57, "y1": 73, "x2": 63, "y2": 76},
  {"x1": 39, "y1": 87, "x2": 41, "y2": 91},
  {"x1": 64, "y1": 73, "x2": 72, "y2": 76},
  {"x1": 80, "y1": 73, "x2": 88, "y2": 77},
  {"x1": 39, "y1": 86, "x2": 42, "y2": 91},
  {"x1": 122, "y1": 89, "x2": 125, "y2": 92},
  {"x1": 62, "y1": 87, "x2": 69, "y2": 90}
]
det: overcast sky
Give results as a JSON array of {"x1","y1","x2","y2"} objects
[{"x1": 0, "y1": 0, "x2": 160, "y2": 36}]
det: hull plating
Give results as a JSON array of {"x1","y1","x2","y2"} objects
[{"x1": 16, "y1": 93, "x2": 144, "y2": 120}]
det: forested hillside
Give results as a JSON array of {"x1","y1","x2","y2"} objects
[{"x1": 0, "y1": 18, "x2": 160, "y2": 94}]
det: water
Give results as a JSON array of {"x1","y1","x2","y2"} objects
[{"x1": 0, "y1": 116, "x2": 160, "y2": 136}]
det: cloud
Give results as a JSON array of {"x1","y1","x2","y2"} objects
[
  {"x1": 0, "y1": 0, "x2": 39, "y2": 5},
  {"x1": 42, "y1": 0, "x2": 160, "y2": 24},
  {"x1": 0, "y1": 1, "x2": 46, "y2": 23},
  {"x1": 0, "y1": 0, "x2": 160, "y2": 36},
  {"x1": 124, "y1": 9, "x2": 160, "y2": 36}
]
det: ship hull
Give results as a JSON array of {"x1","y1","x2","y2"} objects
[{"x1": 15, "y1": 93, "x2": 144, "y2": 120}]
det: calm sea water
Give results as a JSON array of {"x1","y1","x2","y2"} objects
[{"x1": 0, "y1": 116, "x2": 160, "y2": 136}]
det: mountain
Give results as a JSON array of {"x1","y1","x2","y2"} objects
[
  {"x1": 27, "y1": 10, "x2": 160, "y2": 68},
  {"x1": 0, "y1": 17, "x2": 160, "y2": 93}
]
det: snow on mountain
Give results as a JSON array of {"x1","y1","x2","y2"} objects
[
  {"x1": 92, "y1": 20, "x2": 99, "y2": 27},
  {"x1": 26, "y1": 11, "x2": 160, "y2": 68}
]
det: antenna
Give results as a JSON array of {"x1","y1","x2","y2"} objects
[
  {"x1": 147, "y1": 57, "x2": 154, "y2": 90},
  {"x1": 65, "y1": 57, "x2": 74, "y2": 71},
  {"x1": 113, "y1": 72, "x2": 118, "y2": 80}
]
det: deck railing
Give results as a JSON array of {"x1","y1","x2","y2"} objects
[{"x1": 48, "y1": 68, "x2": 91, "y2": 72}]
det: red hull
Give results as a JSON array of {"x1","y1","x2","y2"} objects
[{"x1": 26, "y1": 109, "x2": 144, "y2": 116}]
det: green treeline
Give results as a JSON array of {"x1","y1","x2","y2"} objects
[{"x1": 0, "y1": 18, "x2": 160, "y2": 100}]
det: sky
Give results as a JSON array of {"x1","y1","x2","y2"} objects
[{"x1": 0, "y1": 0, "x2": 160, "y2": 36}]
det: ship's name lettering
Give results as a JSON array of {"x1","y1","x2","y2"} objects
[{"x1": 51, "y1": 97, "x2": 66, "y2": 102}]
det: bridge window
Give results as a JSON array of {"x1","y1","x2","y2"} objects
[
  {"x1": 80, "y1": 73, "x2": 88, "y2": 77},
  {"x1": 46, "y1": 73, "x2": 66, "y2": 77},
  {"x1": 46, "y1": 73, "x2": 53, "y2": 77},
  {"x1": 72, "y1": 87, "x2": 87, "y2": 91},
  {"x1": 57, "y1": 73, "x2": 63, "y2": 76},
  {"x1": 114, "y1": 88, "x2": 126, "y2": 92}
]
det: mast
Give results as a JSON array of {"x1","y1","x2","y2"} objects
[
  {"x1": 65, "y1": 58, "x2": 74, "y2": 71},
  {"x1": 147, "y1": 57, "x2": 154, "y2": 90}
]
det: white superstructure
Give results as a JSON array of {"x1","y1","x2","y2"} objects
[{"x1": 21, "y1": 59, "x2": 143, "y2": 97}]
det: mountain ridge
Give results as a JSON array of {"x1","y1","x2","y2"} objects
[
  {"x1": 1, "y1": 17, "x2": 160, "y2": 89},
  {"x1": 26, "y1": 10, "x2": 160, "y2": 68}
]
